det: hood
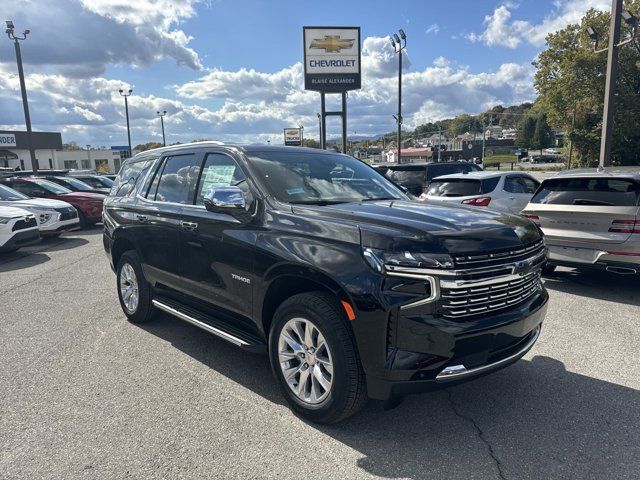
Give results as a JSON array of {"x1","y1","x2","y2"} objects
[
  {"x1": 59, "y1": 192, "x2": 106, "y2": 201},
  {"x1": 1, "y1": 198, "x2": 73, "y2": 210},
  {"x1": 0, "y1": 205, "x2": 35, "y2": 218},
  {"x1": 292, "y1": 200, "x2": 541, "y2": 254}
]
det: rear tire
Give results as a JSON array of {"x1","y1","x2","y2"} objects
[
  {"x1": 269, "y1": 291, "x2": 367, "y2": 424},
  {"x1": 116, "y1": 250, "x2": 156, "y2": 324},
  {"x1": 75, "y1": 208, "x2": 87, "y2": 229}
]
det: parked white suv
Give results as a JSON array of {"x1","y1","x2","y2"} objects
[
  {"x1": 0, "y1": 183, "x2": 79, "y2": 236},
  {"x1": 0, "y1": 205, "x2": 40, "y2": 253},
  {"x1": 420, "y1": 171, "x2": 540, "y2": 214},
  {"x1": 522, "y1": 168, "x2": 640, "y2": 275}
]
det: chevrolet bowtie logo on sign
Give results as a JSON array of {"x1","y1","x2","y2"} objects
[
  {"x1": 303, "y1": 26, "x2": 361, "y2": 93},
  {"x1": 310, "y1": 35, "x2": 355, "y2": 53}
]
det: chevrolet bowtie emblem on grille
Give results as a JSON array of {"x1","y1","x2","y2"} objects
[{"x1": 310, "y1": 35, "x2": 355, "y2": 53}]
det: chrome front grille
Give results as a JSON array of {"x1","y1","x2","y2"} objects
[
  {"x1": 453, "y1": 240, "x2": 545, "y2": 269},
  {"x1": 440, "y1": 271, "x2": 542, "y2": 320}
]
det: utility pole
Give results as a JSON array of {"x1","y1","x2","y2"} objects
[
  {"x1": 157, "y1": 110, "x2": 166, "y2": 146},
  {"x1": 86, "y1": 144, "x2": 91, "y2": 169},
  {"x1": 437, "y1": 124, "x2": 442, "y2": 162},
  {"x1": 299, "y1": 125, "x2": 304, "y2": 146},
  {"x1": 6, "y1": 21, "x2": 37, "y2": 174},
  {"x1": 119, "y1": 89, "x2": 133, "y2": 157},
  {"x1": 599, "y1": 0, "x2": 623, "y2": 167},
  {"x1": 390, "y1": 29, "x2": 407, "y2": 164}
]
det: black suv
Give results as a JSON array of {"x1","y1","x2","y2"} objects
[
  {"x1": 103, "y1": 143, "x2": 548, "y2": 423},
  {"x1": 385, "y1": 162, "x2": 482, "y2": 196}
]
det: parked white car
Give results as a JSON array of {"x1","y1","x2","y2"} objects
[
  {"x1": 522, "y1": 168, "x2": 640, "y2": 275},
  {"x1": 419, "y1": 171, "x2": 540, "y2": 214},
  {"x1": 0, "y1": 205, "x2": 40, "y2": 253},
  {"x1": 0, "y1": 183, "x2": 79, "y2": 236}
]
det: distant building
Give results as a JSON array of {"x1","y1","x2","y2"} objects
[
  {"x1": 385, "y1": 147, "x2": 433, "y2": 163},
  {"x1": 0, "y1": 130, "x2": 133, "y2": 173},
  {"x1": 485, "y1": 125, "x2": 503, "y2": 139}
]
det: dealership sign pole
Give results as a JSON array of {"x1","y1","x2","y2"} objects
[{"x1": 303, "y1": 26, "x2": 361, "y2": 153}]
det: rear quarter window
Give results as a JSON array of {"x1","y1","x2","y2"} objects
[{"x1": 531, "y1": 177, "x2": 640, "y2": 206}]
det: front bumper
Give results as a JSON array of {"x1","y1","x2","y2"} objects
[
  {"x1": 0, "y1": 228, "x2": 41, "y2": 252},
  {"x1": 40, "y1": 218, "x2": 81, "y2": 235}
]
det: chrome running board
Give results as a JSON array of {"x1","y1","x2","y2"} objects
[
  {"x1": 436, "y1": 325, "x2": 541, "y2": 383},
  {"x1": 152, "y1": 299, "x2": 249, "y2": 347}
]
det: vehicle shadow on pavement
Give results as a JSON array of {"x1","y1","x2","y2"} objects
[
  {"x1": 139, "y1": 316, "x2": 639, "y2": 480},
  {"x1": 543, "y1": 268, "x2": 640, "y2": 307},
  {"x1": 0, "y1": 252, "x2": 50, "y2": 272}
]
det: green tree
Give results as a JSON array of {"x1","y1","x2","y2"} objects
[
  {"x1": 534, "y1": 3, "x2": 640, "y2": 165},
  {"x1": 134, "y1": 142, "x2": 163, "y2": 152},
  {"x1": 516, "y1": 116, "x2": 537, "y2": 150},
  {"x1": 532, "y1": 114, "x2": 553, "y2": 154},
  {"x1": 302, "y1": 138, "x2": 320, "y2": 149}
]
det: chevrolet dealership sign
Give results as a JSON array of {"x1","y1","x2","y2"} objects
[
  {"x1": 284, "y1": 128, "x2": 302, "y2": 146},
  {"x1": 303, "y1": 27, "x2": 361, "y2": 93},
  {"x1": 0, "y1": 134, "x2": 17, "y2": 147}
]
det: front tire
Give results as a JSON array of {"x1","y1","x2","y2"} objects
[
  {"x1": 116, "y1": 250, "x2": 156, "y2": 324},
  {"x1": 269, "y1": 292, "x2": 367, "y2": 424}
]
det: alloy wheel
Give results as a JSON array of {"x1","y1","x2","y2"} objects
[
  {"x1": 278, "y1": 317, "x2": 334, "y2": 405},
  {"x1": 119, "y1": 263, "x2": 139, "y2": 313}
]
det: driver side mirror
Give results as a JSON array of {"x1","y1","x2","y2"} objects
[{"x1": 203, "y1": 186, "x2": 246, "y2": 214}]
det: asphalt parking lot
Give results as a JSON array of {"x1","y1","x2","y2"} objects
[{"x1": 1, "y1": 230, "x2": 639, "y2": 480}]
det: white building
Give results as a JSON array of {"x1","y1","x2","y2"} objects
[{"x1": 0, "y1": 130, "x2": 132, "y2": 173}]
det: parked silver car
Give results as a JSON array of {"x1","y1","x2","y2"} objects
[{"x1": 522, "y1": 168, "x2": 640, "y2": 274}]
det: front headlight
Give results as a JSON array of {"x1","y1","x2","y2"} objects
[
  {"x1": 363, "y1": 248, "x2": 454, "y2": 273},
  {"x1": 0, "y1": 216, "x2": 11, "y2": 224}
]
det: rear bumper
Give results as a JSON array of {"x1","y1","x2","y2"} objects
[
  {"x1": 364, "y1": 290, "x2": 548, "y2": 400},
  {"x1": 0, "y1": 229, "x2": 41, "y2": 252},
  {"x1": 547, "y1": 244, "x2": 640, "y2": 272}
]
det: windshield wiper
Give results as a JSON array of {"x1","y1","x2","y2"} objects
[
  {"x1": 290, "y1": 200, "x2": 349, "y2": 206},
  {"x1": 360, "y1": 197, "x2": 401, "y2": 202},
  {"x1": 573, "y1": 198, "x2": 615, "y2": 206}
]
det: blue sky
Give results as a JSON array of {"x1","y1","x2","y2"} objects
[{"x1": 0, "y1": 0, "x2": 610, "y2": 146}]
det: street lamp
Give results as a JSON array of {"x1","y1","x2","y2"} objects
[
  {"x1": 157, "y1": 110, "x2": 167, "y2": 146},
  {"x1": 6, "y1": 20, "x2": 37, "y2": 174},
  {"x1": 118, "y1": 88, "x2": 133, "y2": 158},
  {"x1": 585, "y1": 1, "x2": 639, "y2": 167},
  {"x1": 317, "y1": 113, "x2": 322, "y2": 146},
  {"x1": 299, "y1": 125, "x2": 304, "y2": 146},
  {"x1": 390, "y1": 29, "x2": 407, "y2": 163},
  {"x1": 86, "y1": 144, "x2": 91, "y2": 169}
]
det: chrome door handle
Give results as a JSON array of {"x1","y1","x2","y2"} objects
[
  {"x1": 136, "y1": 214, "x2": 148, "y2": 222},
  {"x1": 180, "y1": 221, "x2": 198, "y2": 231}
]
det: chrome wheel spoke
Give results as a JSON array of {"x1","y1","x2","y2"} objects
[
  {"x1": 278, "y1": 317, "x2": 334, "y2": 405},
  {"x1": 119, "y1": 263, "x2": 139, "y2": 313}
]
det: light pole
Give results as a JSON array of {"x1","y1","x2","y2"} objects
[
  {"x1": 390, "y1": 29, "x2": 407, "y2": 164},
  {"x1": 586, "y1": 1, "x2": 638, "y2": 167},
  {"x1": 317, "y1": 113, "x2": 322, "y2": 146},
  {"x1": 6, "y1": 21, "x2": 37, "y2": 174},
  {"x1": 299, "y1": 125, "x2": 304, "y2": 146},
  {"x1": 157, "y1": 110, "x2": 167, "y2": 146},
  {"x1": 119, "y1": 88, "x2": 133, "y2": 158},
  {"x1": 86, "y1": 144, "x2": 90, "y2": 169}
]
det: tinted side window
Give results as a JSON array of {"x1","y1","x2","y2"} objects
[
  {"x1": 386, "y1": 168, "x2": 424, "y2": 185},
  {"x1": 504, "y1": 176, "x2": 526, "y2": 193},
  {"x1": 153, "y1": 154, "x2": 201, "y2": 204},
  {"x1": 520, "y1": 176, "x2": 540, "y2": 194},
  {"x1": 195, "y1": 153, "x2": 248, "y2": 205},
  {"x1": 112, "y1": 157, "x2": 156, "y2": 197}
]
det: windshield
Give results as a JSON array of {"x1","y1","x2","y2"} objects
[
  {"x1": 31, "y1": 178, "x2": 72, "y2": 194},
  {"x1": 247, "y1": 151, "x2": 407, "y2": 204},
  {"x1": 0, "y1": 183, "x2": 29, "y2": 200},
  {"x1": 78, "y1": 176, "x2": 113, "y2": 187},
  {"x1": 532, "y1": 177, "x2": 640, "y2": 206},
  {"x1": 54, "y1": 176, "x2": 94, "y2": 190}
]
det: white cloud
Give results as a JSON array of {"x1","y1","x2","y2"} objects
[
  {"x1": 0, "y1": 35, "x2": 535, "y2": 146},
  {"x1": 0, "y1": 0, "x2": 202, "y2": 75},
  {"x1": 468, "y1": 0, "x2": 610, "y2": 48},
  {"x1": 426, "y1": 24, "x2": 440, "y2": 35}
]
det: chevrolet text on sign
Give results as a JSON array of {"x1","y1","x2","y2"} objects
[{"x1": 303, "y1": 27, "x2": 361, "y2": 93}]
